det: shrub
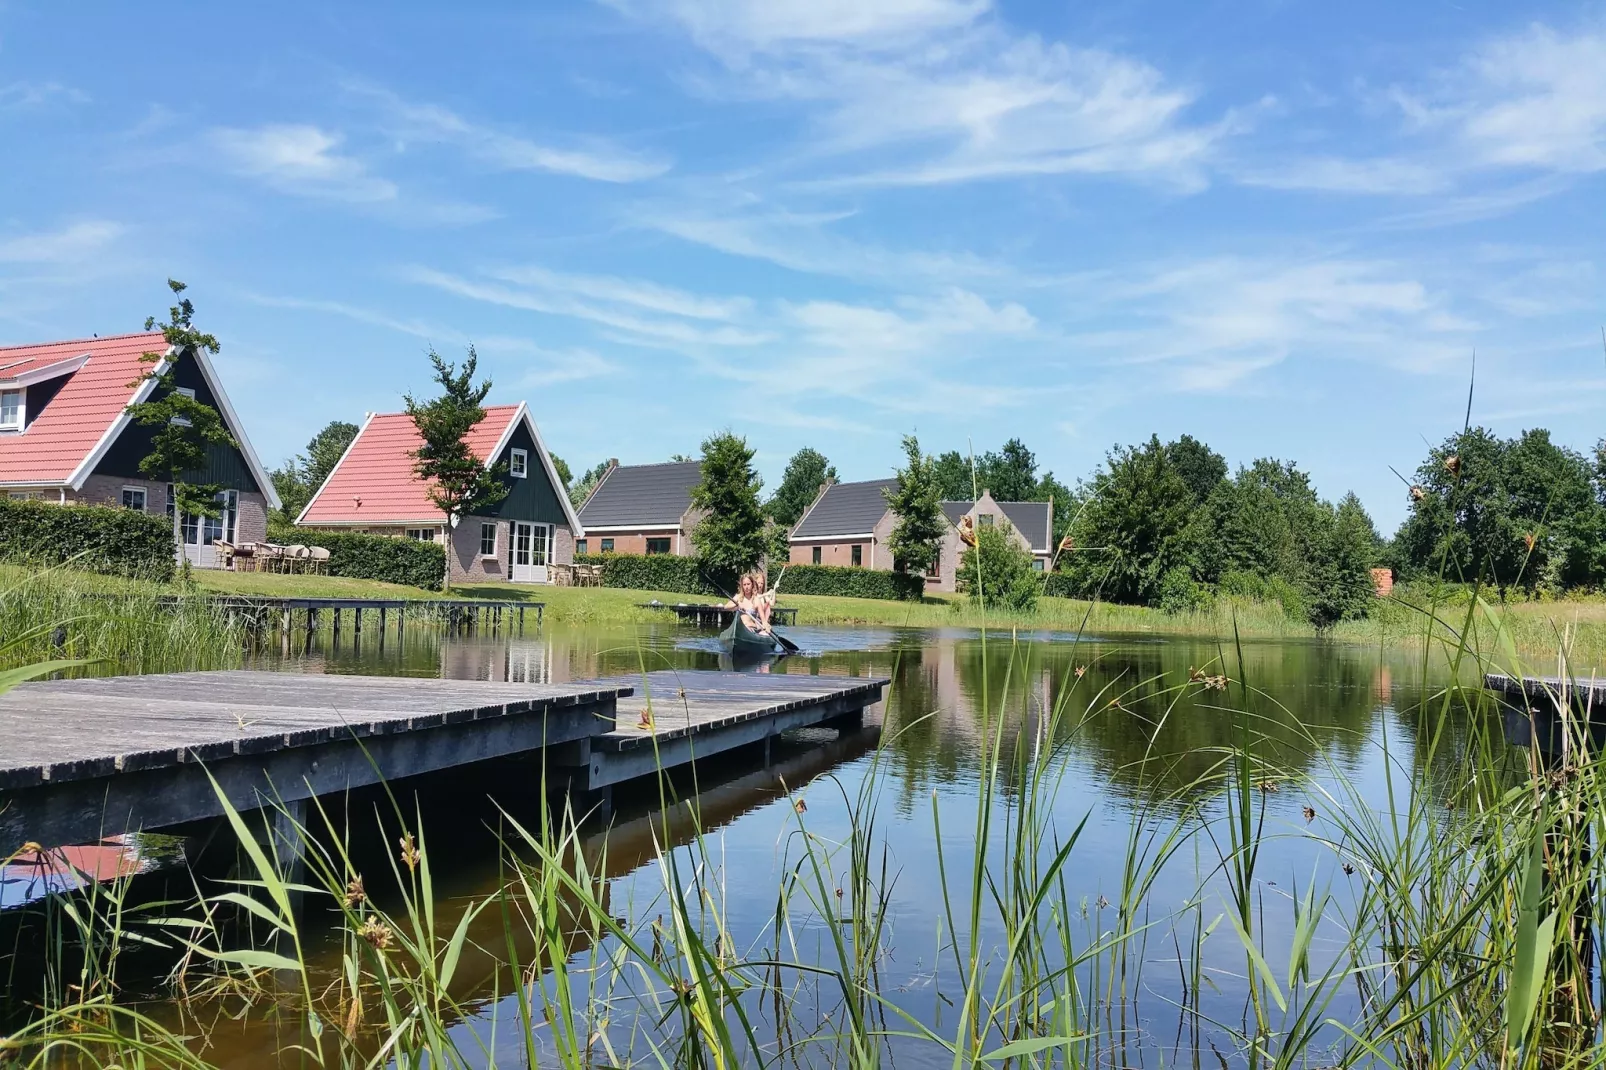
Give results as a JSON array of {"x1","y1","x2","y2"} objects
[
  {"x1": 1218, "y1": 569, "x2": 1306, "y2": 621},
  {"x1": 0, "y1": 498, "x2": 175, "y2": 580},
  {"x1": 296, "y1": 530, "x2": 445, "y2": 590},
  {"x1": 776, "y1": 564, "x2": 926, "y2": 601},
  {"x1": 576, "y1": 553, "x2": 719, "y2": 596},
  {"x1": 957, "y1": 523, "x2": 1039, "y2": 611},
  {"x1": 1042, "y1": 570, "x2": 1084, "y2": 599},
  {"x1": 1157, "y1": 566, "x2": 1212, "y2": 614}
]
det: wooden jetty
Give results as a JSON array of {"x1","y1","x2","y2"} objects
[
  {"x1": 0, "y1": 669, "x2": 884, "y2": 850},
  {"x1": 1485, "y1": 673, "x2": 1606, "y2": 757},
  {"x1": 638, "y1": 601, "x2": 799, "y2": 627},
  {"x1": 196, "y1": 596, "x2": 543, "y2": 634}
]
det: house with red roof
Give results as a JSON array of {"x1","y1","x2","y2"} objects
[
  {"x1": 0, "y1": 332, "x2": 279, "y2": 567},
  {"x1": 296, "y1": 402, "x2": 582, "y2": 584}
]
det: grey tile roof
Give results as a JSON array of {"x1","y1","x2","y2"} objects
[
  {"x1": 791, "y1": 478, "x2": 897, "y2": 539},
  {"x1": 997, "y1": 500, "x2": 1052, "y2": 552},
  {"x1": 577, "y1": 461, "x2": 702, "y2": 528}
]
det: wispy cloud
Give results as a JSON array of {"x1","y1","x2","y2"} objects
[
  {"x1": 619, "y1": 0, "x2": 1224, "y2": 189},
  {"x1": 212, "y1": 124, "x2": 398, "y2": 202},
  {"x1": 353, "y1": 85, "x2": 671, "y2": 182},
  {"x1": 0, "y1": 221, "x2": 123, "y2": 263},
  {"x1": 0, "y1": 81, "x2": 88, "y2": 110}
]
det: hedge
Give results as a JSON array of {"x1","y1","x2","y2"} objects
[
  {"x1": 775, "y1": 564, "x2": 926, "y2": 601},
  {"x1": 574, "y1": 553, "x2": 718, "y2": 595},
  {"x1": 573, "y1": 554, "x2": 927, "y2": 601},
  {"x1": 302, "y1": 530, "x2": 446, "y2": 591},
  {"x1": 0, "y1": 497, "x2": 176, "y2": 580}
]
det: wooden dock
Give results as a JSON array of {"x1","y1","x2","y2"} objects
[
  {"x1": 1485, "y1": 673, "x2": 1606, "y2": 757},
  {"x1": 1485, "y1": 673, "x2": 1606, "y2": 705},
  {"x1": 638, "y1": 601, "x2": 799, "y2": 627},
  {"x1": 0, "y1": 669, "x2": 884, "y2": 851}
]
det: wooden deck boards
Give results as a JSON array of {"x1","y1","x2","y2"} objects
[
  {"x1": 602, "y1": 670, "x2": 885, "y2": 751},
  {"x1": 1485, "y1": 673, "x2": 1606, "y2": 704},
  {"x1": 0, "y1": 672, "x2": 629, "y2": 791}
]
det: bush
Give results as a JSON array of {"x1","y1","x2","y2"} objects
[
  {"x1": 1042, "y1": 570, "x2": 1084, "y2": 599},
  {"x1": 1218, "y1": 569, "x2": 1306, "y2": 621},
  {"x1": 0, "y1": 498, "x2": 175, "y2": 580},
  {"x1": 576, "y1": 553, "x2": 719, "y2": 596},
  {"x1": 298, "y1": 530, "x2": 445, "y2": 590},
  {"x1": 957, "y1": 523, "x2": 1039, "y2": 611},
  {"x1": 1157, "y1": 566, "x2": 1212, "y2": 614},
  {"x1": 776, "y1": 564, "x2": 926, "y2": 601}
]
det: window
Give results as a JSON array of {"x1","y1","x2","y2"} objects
[
  {"x1": 600, "y1": 538, "x2": 614, "y2": 553},
  {"x1": 121, "y1": 487, "x2": 147, "y2": 512},
  {"x1": 480, "y1": 522, "x2": 498, "y2": 557},
  {"x1": 575, "y1": 539, "x2": 588, "y2": 555},
  {"x1": 978, "y1": 513, "x2": 994, "y2": 528},
  {"x1": 170, "y1": 386, "x2": 195, "y2": 427},
  {"x1": 0, "y1": 390, "x2": 21, "y2": 431},
  {"x1": 509, "y1": 448, "x2": 528, "y2": 478},
  {"x1": 1031, "y1": 558, "x2": 1045, "y2": 572},
  {"x1": 406, "y1": 528, "x2": 437, "y2": 542},
  {"x1": 851, "y1": 544, "x2": 862, "y2": 567},
  {"x1": 811, "y1": 546, "x2": 821, "y2": 565},
  {"x1": 646, "y1": 537, "x2": 671, "y2": 555},
  {"x1": 926, "y1": 554, "x2": 940, "y2": 579}
]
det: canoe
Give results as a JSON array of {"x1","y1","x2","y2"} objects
[{"x1": 719, "y1": 613, "x2": 784, "y2": 656}]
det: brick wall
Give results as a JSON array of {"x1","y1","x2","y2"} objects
[{"x1": 575, "y1": 528, "x2": 684, "y2": 556}]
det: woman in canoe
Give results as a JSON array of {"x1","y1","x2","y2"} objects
[{"x1": 725, "y1": 571, "x2": 772, "y2": 634}]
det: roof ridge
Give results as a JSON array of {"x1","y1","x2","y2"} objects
[
  {"x1": 613, "y1": 459, "x2": 703, "y2": 469},
  {"x1": 0, "y1": 331, "x2": 166, "y2": 352}
]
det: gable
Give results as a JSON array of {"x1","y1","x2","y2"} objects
[
  {"x1": 91, "y1": 349, "x2": 263, "y2": 493},
  {"x1": 480, "y1": 420, "x2": 572, "y2": 526}
]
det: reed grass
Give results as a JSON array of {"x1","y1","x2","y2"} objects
[{"x1": 5, "y1": 582, "x2": 1605, "y2": 1069}]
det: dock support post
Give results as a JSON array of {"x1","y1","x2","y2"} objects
[
  {"x1": 518, "y1": 606, "x2": 525, "y2": 633},
  {"x1": 333, "y1": 608, "x2": 341, "y2": 647},
  {"x1": 354, "y1": 607, "x2": 362, "y2": 636},
  {"x1": 263, "y1": 798, "x2": 309, "y2": 919}
]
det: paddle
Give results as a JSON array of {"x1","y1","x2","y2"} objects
[
  {"x1": 764, "y1": 567, "x2": 802, "y2": 654},
  {"x1": 700, "y1": 565, "x2": 801, "y2": 656}
]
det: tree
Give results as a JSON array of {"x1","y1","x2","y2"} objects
[
  {"x1": 767, "y1": 447, "x2": 837, "y2": 527},
  {"x1": 271, "y1": 420, "x2": 359, "y2": 524},
  {"x1": 689, "y1": 431, "x2": 769, "y2": 583},
  {"x1": 932, "y1": 450, "x2": 974, "y2": 501},
  {"x1": 549, "y1": 454, "x2": 574, "y2": 488},
  {"x1": 1165, "y1": 434, "x2": 1228, "y2": 503},
  {"x1": 1063, "y1": 436, "x2": 1200, "y2": 605},
  {"x1": 124, "y1": 280, "x2": 237, "y2": 565},
  {"x1": 1306, "y1": 493, "x2": 1379, "y2": 627},
  {"x1": 568, "y1": 460, "x2": 611, "y2": 508},
  {"x1": 884, "y1": 435, "x2": 947, "y2": 575},
  {"x1": 977, "y1": 438, "x2": 1038, "y2": 502},
  {"x1": 1394, "y1": 427, "x2": 1597, "y2": 592},
  {"x1": 404, "y1": 345, "x2": 508, "y2": 587},
  {"x1": 957, "y1": 521, "x2": 1039, "y2": 611}
]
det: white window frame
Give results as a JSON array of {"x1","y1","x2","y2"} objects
[
  {"x1": 121, "y1": 486, "x2": 147, "y2": 512},
  {"x1": 405, "y1": 528, "x2": 438, "y2": 543},
  {"x1": 0, "y1": 389, "x2": 22, "y2": 431},
  {"x1": 479, "y1": 521, "x2": 498, "y2": 558},
  {"x1": 509, "y1": 448, "x2": 528, "y2": 479},
  {"x1": 170, "y1": 386, "x2": 195, "y2": 427}
]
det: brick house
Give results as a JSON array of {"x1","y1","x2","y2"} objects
[
  {"x1": 573, "y1": 460, "x2": 704, "y2": 556},
  {"x1": 0, "y1": 332, "x2": 278, "y2": 567},
  {"x1": 296, "y1": 403, "x2": 582, "y2": 584},
  {"x1": 788, "y1": 479, "x2": 1053, "y2": 593}
]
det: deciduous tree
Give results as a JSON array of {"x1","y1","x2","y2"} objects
[
  {"x1": 884, "y1": 435, "x2": 946, "y2": 575},
  {"x1": 270, "y1": 419, "x2": 359, "y2": 524},
  {"x1": 767, "y1": 447, "x2": 837, "y2": 527},
  {"x1": 124, "y1": 280, "x2": 237, "y2": 565},
  {"x1": 689, "y1": 431, "x2": 768, "y2": 583}
]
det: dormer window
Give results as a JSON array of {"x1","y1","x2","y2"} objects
[
  {"x1": 0, "y1": 390, "x2": 20, "y2": 431},
  {"x1": 509, "y1": 448, "x2": 528, "y2": 478}
]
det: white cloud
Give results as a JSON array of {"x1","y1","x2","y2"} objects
[
  {"x1": 0, "y1": 81, "x2": 88, "y2": 110},
  {"x1": 622, "y1": 0, "x2": 1220, "y2": 188},
  {"x1": 213, "y1": 124, "x2": 398, "y2": 202},
  {"x1": 0, "y1": 221, "x2": 123, "y2": 263},
  {"x1": 488, "y1": 264, "x2": 750, "y2": 321},
  {"x1": 1451, "y1": 22, "x2": 1606, "y2": 173},
  {"x1": 355, "y1": 86, "x2": 670, "y2": 183},
  {"x1": 1234, "y1": 156, "x2": 1448, "y2": 195}
]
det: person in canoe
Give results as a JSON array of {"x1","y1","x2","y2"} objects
[{"x1": 724, "y1": 571, "x2": 773, "y2": 635}]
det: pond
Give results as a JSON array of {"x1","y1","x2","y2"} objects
[{"x1": 4, "y1": 618, "x2": 1538, "y2": 1067}]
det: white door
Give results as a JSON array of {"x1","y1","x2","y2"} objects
[
  {"x1": 511, "y1": 522, "x2": 551, "y2": 583},
  {"x1": 173, "y1": 489, "x2": 235, "y2": 568}
]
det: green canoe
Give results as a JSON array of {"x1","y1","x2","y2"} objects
[{"x1": 719, "y1": 613, "x2": 785, "y2": 656}]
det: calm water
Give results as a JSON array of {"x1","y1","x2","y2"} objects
[{"x1": 7, "y1": 619, "x2": 1497, "y2": 1066}]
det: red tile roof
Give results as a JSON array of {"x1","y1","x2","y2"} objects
[
  {"x1": 0, "y1": 333, "x2": 169, "y2": 485},
  {"x1": 298, "y1": 405, "x2": 522, "y2": 525}
]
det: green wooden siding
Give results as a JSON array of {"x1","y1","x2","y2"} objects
[
  {"x1": 480, "y1": 420, "x2": 569, "y2": 526},
  {"x1": 92, "y1": 351, "x2": 262, "y2": 493}
]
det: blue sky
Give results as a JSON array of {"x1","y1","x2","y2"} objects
[{"x1": 1, "y1": 0, "x2": 1602, "y2": 530}]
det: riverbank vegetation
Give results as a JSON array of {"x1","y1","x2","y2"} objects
[{"x1": 5, "y1": 608, "x2": 1603, "y2": 1067}]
